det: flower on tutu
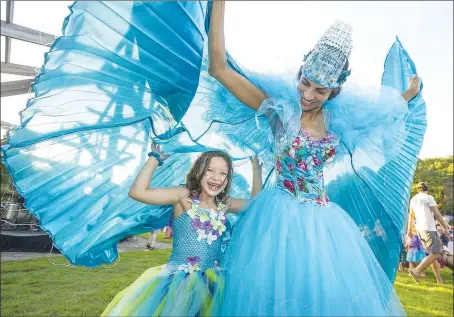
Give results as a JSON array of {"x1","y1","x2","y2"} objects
[
  {"x1": 292, "y1": 137, "x2": 301, "y2": 148},
  {"x1": 276, "y1": 160, "x2": 283, "y2": 173},
  {"x1": 297, "y1": 159, "x2": 308, "y2": 171},
  {"x1": 283, "y1": 179, "x2": 295, "y2": 194},
  {"x1": 288, "y1": 148, "x2": 296, "y2": 158},
  {"x1": 178, "y1": 259, "x2": 201, "y2": 274}
]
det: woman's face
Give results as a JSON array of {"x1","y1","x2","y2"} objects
[{"x1": 297, "y1": 76, "x2": 332, "y2": 112}]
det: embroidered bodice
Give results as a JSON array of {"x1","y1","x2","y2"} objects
[
  {"x1": 168, "y1": 198, "x2": 226, "y2": 273},
  {"x1": 274, "y1": 127, "x2": 339, "y2": 206}
]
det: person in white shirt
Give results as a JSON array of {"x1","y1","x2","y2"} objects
[{"x1": 407, "y1": 182, "x2": 451, "y2": 284}]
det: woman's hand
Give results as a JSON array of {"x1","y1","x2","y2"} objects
[
  {"x1": 401, "y1": 75, "x2": 421, "y2": 102},
  {"x1": 409, "y1": 75, "x2": 421, "y2": 94}
]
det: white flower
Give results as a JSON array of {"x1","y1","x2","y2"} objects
[
  {"x1": 197, "y1": 229, "x2": 207, "y2": 241},
  {"x1": 178, "y1": 264, "x2": 189, "y2": 272},
  {"x1": 288, "y1": 148, "x2": 296, "y2": 158},
  {"x1": 217, "y1": 223, "x2": 227, "y2": 235},
  {"x1": 178, "y1": 263, "x2": 201, "y2": 274},
  {"x1": 206, "y1": 231, "x2": 218, "y2": 245},
  {"x1": 217, "y1": 212, "x2": 226, "y2": 222}
]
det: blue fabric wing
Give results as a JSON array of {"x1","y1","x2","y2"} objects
[
  {"x1": 324, "y1": 37, "x2": 426, "y2": 281},
  {"x1": 1, "y1": 1, "x2": 211, "y2": 267}
]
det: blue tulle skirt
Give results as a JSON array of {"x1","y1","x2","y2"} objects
[
  {"x1": 101, "y1": 264, "x2": 222, "y2": 317},
  {"x1": 406, "y1": 249, "x2": 426, "y2": 263},
  {"x1": 217, "y1": 188, "x2": 406, "y2": 316}
]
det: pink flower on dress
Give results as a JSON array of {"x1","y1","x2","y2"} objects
[
  {"x1": 324, "y1": 191, "x2": 330, "y2": 202},
  {"x1": 297, "y1": 160, "x2": 308, "y2": 171},
  {"x1": 316, "y1": 198, "x2": 324, "y2": 206},
  {"x1": 313, "y1": 156, "x2": 322, "y2": 166},
  {"x1": 276, "y1": 160, "x2": 283, "y2": 173},
  {"x1": 292, "y1": 137, "x2": 301, "y2": 148},
  {"x1": 297, "y1": 177, "x2": 304, "y2": 191},
  {"x1": 287, "y1": 163, "x2": 294, "y2": 173},
  {"x1": 283, "y1": 179, "x2": 295, "y2": 194}
]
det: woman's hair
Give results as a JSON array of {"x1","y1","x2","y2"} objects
[
  {"x1": 297, "y1": 60, "x2": 350, "y2": 101},
  {"x1": 186, "y1": 151, "x2": 234, "y2": 203}
]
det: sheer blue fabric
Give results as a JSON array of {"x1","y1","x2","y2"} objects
[{"x1": 1, "y1": 0, "x2": 425, "y2": 281}]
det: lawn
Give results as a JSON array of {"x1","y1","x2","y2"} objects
[
  {"x1": 136, "y1": 231, "x2": 172, "y2": 244},
  {"x1": 1, "y1": 250, "x2": 452, "y2": 317}
]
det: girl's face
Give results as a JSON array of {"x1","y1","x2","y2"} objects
[
  {"x1": 297, "y1": 76, "x2": 332, "y2": 112},
  {"x1": 200, "y1": 156, "x2": 229, "y2": 198}
]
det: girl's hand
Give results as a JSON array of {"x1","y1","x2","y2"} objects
[
  {"x1": 150, "y1": 143, "x2": 169, "y2": 161},
  {"x1": 250, "y1": 155, "x2": 263, "y2": 170}
]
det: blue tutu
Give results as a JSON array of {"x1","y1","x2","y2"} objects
[
  {"x1": 218, "y1": 188, "x2": 405, "y2": 316},
  {"x1": 406, "y1": 249, "x2": 426, "y2": 263}
]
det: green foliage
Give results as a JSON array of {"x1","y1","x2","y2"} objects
[{"x1": 412, "y1": 156, "x2": 454, "y2": 216}]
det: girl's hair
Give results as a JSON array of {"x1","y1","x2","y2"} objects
[
  {"x1": 297, "y1": 60, "x2": 350, "y2": 101},
  {"x1": 186, "y1": 151, "x2": 234, "y2": 203}
]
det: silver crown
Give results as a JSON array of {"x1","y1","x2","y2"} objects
[{"x1": 301, "y1": 21, "x2": 353, "y2": 88}]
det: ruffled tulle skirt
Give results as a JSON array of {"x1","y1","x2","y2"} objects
[
  {"x1": 406, "y1": 249, "x2": 426, "y2": 263},
  {"x1": 217, "y1": 188, "x2": 406, "y2": 317},
  {"x1": 101, "y1": 264, "x2": 222, "y2": 317}
]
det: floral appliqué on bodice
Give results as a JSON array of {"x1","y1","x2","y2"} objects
[
  {"x1": 274, "y1": 127, "x2": 339, "y2": 206},
  {"x1": 171, "y1": 197, "x2": 226, "y2": 274}
]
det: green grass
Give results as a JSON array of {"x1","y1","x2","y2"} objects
[
  {"x1": 1, "y1": 251, "x2": 452, "y2": 317},
  {"x1": 394, "y1": 269, "x2": 453, "y2": 316},
  {"x1": 1, "y1": 250, "x2": 172, "y2": 317},
  {"x1": 136, "y1": 231, "x2": 173, "y2": 244}
]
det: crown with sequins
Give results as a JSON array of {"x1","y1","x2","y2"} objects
[{"x1": 300, "y1": 21, "x2": 353, "y2": 88}]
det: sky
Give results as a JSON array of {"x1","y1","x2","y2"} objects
[{"x1": 1, "y1": 1, "x2": 453, "y2": 159}]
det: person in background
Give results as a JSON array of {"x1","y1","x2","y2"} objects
[{"x1": 407, "y1": 182, "x2": 451, "y2": 284}]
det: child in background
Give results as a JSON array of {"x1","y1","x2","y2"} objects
[{"x1": 406, "y1": 231, "x2": 426, "y2": 277}]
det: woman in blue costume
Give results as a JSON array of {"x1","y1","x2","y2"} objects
[
  {"x1": 102, "y1": 147, "x2": 262, "y2": 316},
  {"x1": 1, "y1": 1, "x2": 426, "y2": 316},
  {"x1": 207, "y1": 1, "x2": 424, "y2": 316}
]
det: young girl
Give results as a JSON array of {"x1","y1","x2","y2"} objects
[
  {"x1": 102, "y1": 145, "x2": 262, "y2": 317},
  {"x1": 405, "y1": 231, "x2": 426, "y2": 276}
]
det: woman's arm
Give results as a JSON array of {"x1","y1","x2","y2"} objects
[
  {"x1": 401, "y1": 75, "x2": 421, "y2": 102},
  {"x1": 208, "y1": 0, "x2": 268, "y2": 110},
  {"x1": 226, "y1": 157, "x2": 263, "y2": 213},
  {"x1": 129, "y1": 145, "x2": 187, "y2": 206}
]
